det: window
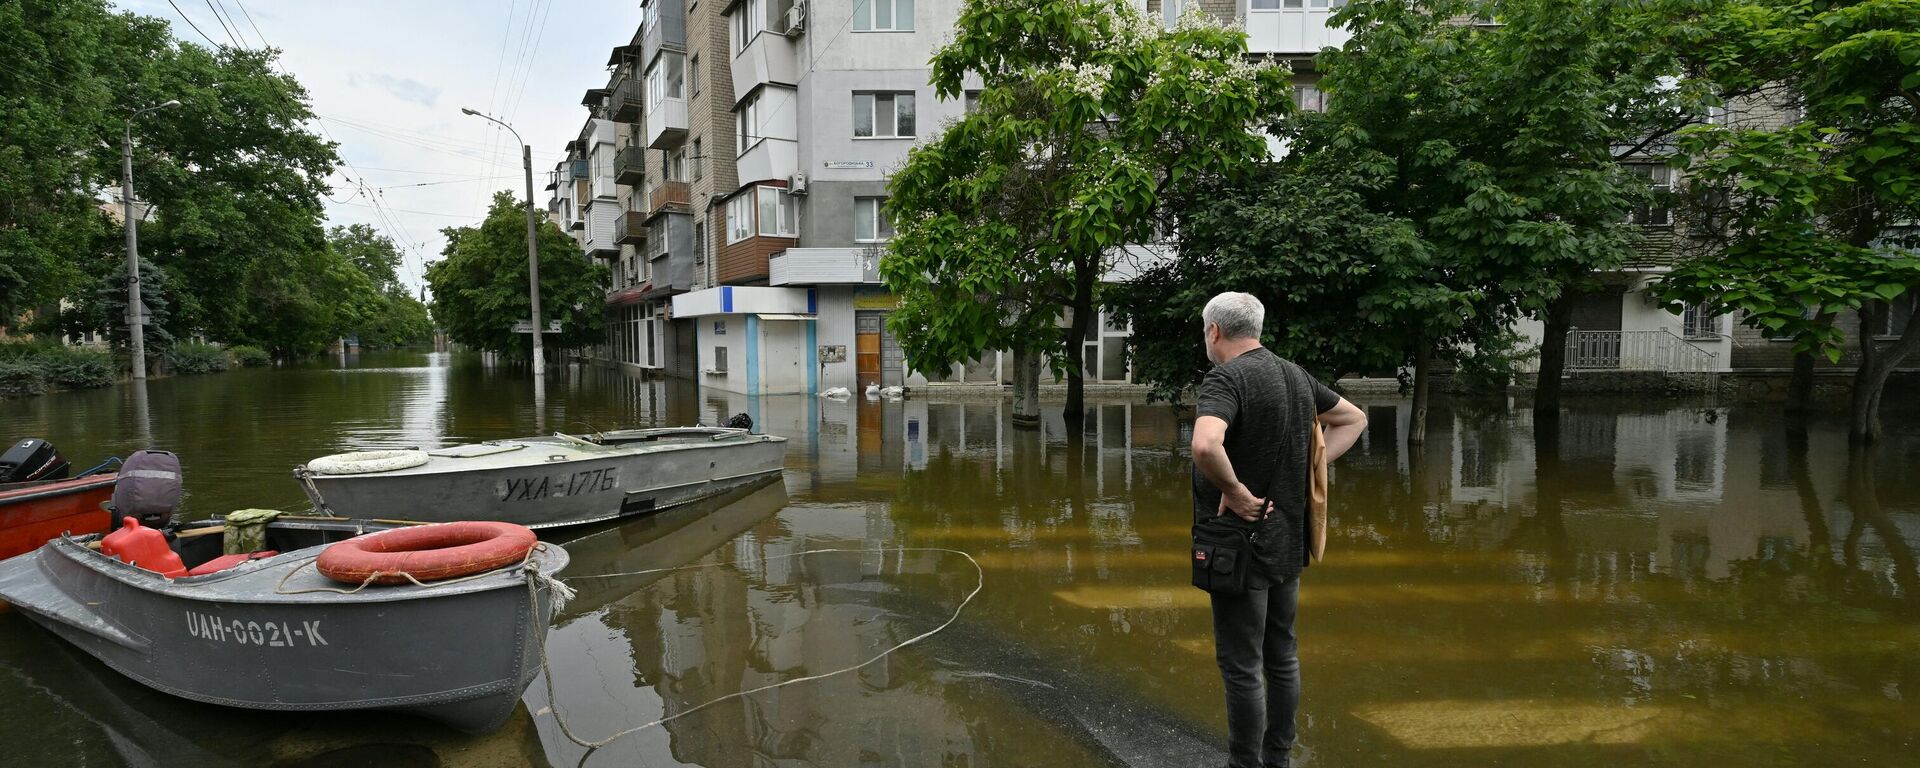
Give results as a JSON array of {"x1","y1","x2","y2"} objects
[
  {"x1": 853, "y1": 92, "x2": 915, "y2": 138},
  {"x1": 1629, "y1": 165, "x2": 1673, "y2": 226},
  {"x1": 1163, "y1": 0, "x2": 1182, "y2": 28},
  {"x1": 647, "y1": 54, "x2": 685, "y2": 108},
  {"x1": 665, "y1": 147, "x2": 686, "y2": 182},
  {"x1": 963, "y1": 90, "x2": 982, "y2": 114},
  {"x1": 732, "y1": 0, "x2": 766, "y2": 53},
  {"x1": 1294, "y1": 85, "x2": 1327, "y2": 113},
  {"x1": 737, "y1": 91, "x2": 761, "y2": 154},
  {"x1": 727, "y1": 194, "x2": 754, "y2": 243},
  {"x1": 1871, "y1": 296, "x2": 1915, "y2": 338},
  {"x1": 691, "y1": 138, "x2": 704, "y2": 181},
  {"x1": 855, "y1": 197, "x2": 893, "y2": 242},
  {"x1": 690, "y1": 56, "x2": 701, "y2": 97},
  {"x1": 854, "y1": 0, "x2": 913, "y2": 31},
  {"x1": 758, "y1": 187, "x2": 798, "y2": 237},
  {"x1": 1681, "y1": 303, "x2": 1717, "y2": 339},
  {"x1": 713, "y1": 346, "x2": 728, "y2": 372}
]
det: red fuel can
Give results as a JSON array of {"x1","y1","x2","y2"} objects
[{"x1": 99, "y1": 517, "x2": 187, "y2": 578}]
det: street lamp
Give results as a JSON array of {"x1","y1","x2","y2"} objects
[
  {"x1": 460, "y1": 107, "x2": 546, "y2": 380},
  {"x1": 123, "y1": 100, "x2": 180, "y2": 380}
]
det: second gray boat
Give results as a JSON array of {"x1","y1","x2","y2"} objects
[{"x1": 295, "y1": 427, "x2": 787, "y2": 529}]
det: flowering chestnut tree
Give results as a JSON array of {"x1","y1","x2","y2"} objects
[{"x1": 881, "y1": 0, "x2": 1291, "y2": 423}]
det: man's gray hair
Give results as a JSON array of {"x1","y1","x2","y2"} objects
[{"x1": 1203, "y1": 292, "x2": 1265, "y2": 341}]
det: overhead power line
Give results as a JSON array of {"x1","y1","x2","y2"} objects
[{"x1": 163, "y1": 0, "x2": 221, "y2": 48}]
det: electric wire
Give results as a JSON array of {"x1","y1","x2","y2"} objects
[
  {"x1": 201, "y1": 0, "x2": 243, "y2": 48},
  {"x1": 163, "y1": 0, "x2": 221, "y2": 48}
]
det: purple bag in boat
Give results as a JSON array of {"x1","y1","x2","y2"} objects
[{"x1": 112, "y1": 450, "x2": 183, "y2": 527}]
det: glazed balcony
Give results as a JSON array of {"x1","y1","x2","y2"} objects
[
  {"x1": 645, "y1": 97, "x2": 687, "y2": 148},
  {"x1": 641, "y1": 0, "x2": 686, "y2": 68}
]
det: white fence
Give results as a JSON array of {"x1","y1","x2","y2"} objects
[{"x1": 1564, "y1": 329, "x2": 1718, "y2": 373}]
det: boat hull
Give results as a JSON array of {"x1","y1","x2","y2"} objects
[
  {"x1": 0, "y1": 530, "x2": 568, "y2": 733},
  {"x1": 0, "y1": 473, "x2": 115, "y2": 560},
  {"x1": 303, "y1": 435, "x2": 787, "y2": 529}
]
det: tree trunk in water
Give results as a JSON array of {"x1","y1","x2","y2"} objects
[
  {"x1": 1850, "y1": 308, "x2": 1920, "y2": 443},
  {"x1": 1533, "y1": 297, "x2": 1572, "y2": 419},
  {"x1": 1063, "y1": 259, "x2": 1096, "y2": 427},
  {"x1": 1785, "y1": 350, "x2": 1816, "y2": 414},
  {"x1": 1011, "y1": 349, "x2": 1042, "y2": 429},
  {"x1": 1409, "y1": 341, "x2": 1432, "y2": 447}
]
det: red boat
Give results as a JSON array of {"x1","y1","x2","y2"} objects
[
  {"x1": 0, "y1": 474, "x2": 117, "y2": 560},
  {"x1": 0, "y1": 439, "x2": 117, "y2": 560}
]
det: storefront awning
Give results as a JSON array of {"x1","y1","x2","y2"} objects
[{"x1": 755, "y1": 314, "x2": 815, "y2": 321}]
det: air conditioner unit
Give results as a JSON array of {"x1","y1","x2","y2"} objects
[
  {"x1": 785, "y1": 2, "x2": 807, "y2": 36},
  {"x1": 788, "y1": 172, "x2": 809, "y2": 194}
]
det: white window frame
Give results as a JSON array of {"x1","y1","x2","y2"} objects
[
  {"x1": 1630, "y1": 164, "x2": 1673, "y2": 227},
  {"x1": 737, "y1": 91, "x2": 761, "y2": 155},
  {"x1": 665, "y1": 146, "x2": 687, "y2": 182},
  {"x1": 1293, "y1": 85, "x2": 1327, "y2": 113},
  {"x1": 853, "y1": 0, "x2": 914, "y2": 32},
  {"x1": 727, "y1": 193, "x2": 754, "y2": 243},
  {"x1": 854, "y1": 196, "x2": 893, "y2": 242},
  {"x1": 1681, "y1": 303, "x2": 1718, "y2": 340},
  {"x1": 853, "y1": 91, "x2": 916, "y2": 138},
  {"x1": 757, "y1": 187, "x2": 798, "y2": 238},
  {"x1": 647, "y1": 53, "x2": 685, "y2": 109},
  {"x1": 732, "y1": 0, "x2": 766, "y2": 55}
]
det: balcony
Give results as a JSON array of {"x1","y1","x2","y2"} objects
[
  {"x1": 609, "y1": 76, "x2": 642, "y2": 123},
  {"x1": 645, "y1": 97, "x2": 687, "y2": 148},
  {"x1": 648, "y1": 180, "x2": 691, "y2": 216},
  {"x1": 736, "y1": 138, "x2": 798, "y2": 186},
  {"x1": 615, "y1": 210, "x2": 646, "y2": 246},
  {"x1": 646, "y1": 212, "x2": 695, "y2": 294},
  {"x1": 640, "y1": 0, "x2": 686, "y2": 68},
  {"x1": 615, "y1": 146, "x2": 645, "y2": 187},
  {"x1": 1245, "y1": 10, "x2": 1354, "y2": 56},
  {"x1": 731, "y1": 30, "x2": 799, "y2": 99},
  {"x1": 769, "y1": 248, "x2": 882, "y2": 286}
]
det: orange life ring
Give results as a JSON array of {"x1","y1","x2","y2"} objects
[{"x1": 317, "y1": 521, "x2": 537, "y2": 586}]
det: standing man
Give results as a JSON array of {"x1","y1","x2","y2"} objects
[{"x1": 1190, "y1": 292, "x2": 1366, "y2": 768}]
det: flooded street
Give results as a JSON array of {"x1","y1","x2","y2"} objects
[{"x1": 2, "y1": 350, "x2": 1917, "y2": 766}]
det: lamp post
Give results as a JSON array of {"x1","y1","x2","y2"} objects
[
  {"x1": 122, "y1": 100, "x2": 179, "y2": 380},
  {"x1": 460, "y1": 107, "x2": 545, "y2": 380}
]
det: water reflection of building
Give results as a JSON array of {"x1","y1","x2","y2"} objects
[{"x1": 1391, "y1": 401, "x2": 1915, "y2": 589}]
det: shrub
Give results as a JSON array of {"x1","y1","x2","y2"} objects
[
  {"x1": 167, "y1": 341, "x2": 231, "y2": 374},
  {"x1": 1450, "y1": 331, "x2": 1539, "y2": 395},
  {"x1": 228, "y1": 344, "x2": 271, "y2": 368},
  {"x1": 0, "y1": 361, "x2": 48, "y2": 398},
  {"x1": 38, "y1": 345, "x2": 117, "y2": 388}
]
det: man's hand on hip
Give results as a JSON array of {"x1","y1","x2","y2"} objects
[{"x1": 1220, "y1": 486, "x2": 1271, "y2": 522}]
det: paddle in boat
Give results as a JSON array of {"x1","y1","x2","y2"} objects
[
  {"x1": 293, "y1": 419, "x2": 786, "y2": 529},
  {"x1": 0, "y1": 511, "x2": 571, "y2": 733}
]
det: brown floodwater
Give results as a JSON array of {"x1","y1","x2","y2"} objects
[{"x1": 1, "y1": 350, "x2": 1916, "y2": 766}]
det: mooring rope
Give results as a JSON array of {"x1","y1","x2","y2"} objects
[{"x1": 532, "y1": 546, "x2": 984, "y2": 752}]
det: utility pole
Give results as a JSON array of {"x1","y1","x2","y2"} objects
[
  {"x1": 121, "y1": 100, "x2": 179, "y2": 379},
  {"x1": 461, "y1": 108, "x2": 544, "y2": 379}
]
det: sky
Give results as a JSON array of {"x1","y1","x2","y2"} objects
[{"x1": 122, "y1": 0, "x2": 645, "y2": 296}]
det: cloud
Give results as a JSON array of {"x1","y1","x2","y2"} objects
[{"x1": 349, "y1": 73, "x2": 441, "y2": 108}]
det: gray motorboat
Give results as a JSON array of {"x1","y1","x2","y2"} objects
[
  {"x1": 294, "y1": 427, "x2": 787, "y2": 529},
  {"x1": 0, "y1": 515, "x2": 570, "y2": 733}
]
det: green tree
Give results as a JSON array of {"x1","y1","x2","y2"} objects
[
  {"x1": 1305, "y1": 0, "x2": 1657, "y2": 442},
  {"x1": 1651, "y1": 0, "x2": 1920, "y2": 442},
  {"x1": 426, "y1": 191, "x2": 605, "y2": 358},
  {"x1": 0, "y1": 0, "x2": 347, "y2": 359},
  {"x1": 1119, "y1": 155, "x2": 1463, "y2": 403},
  {"x1": 326, "y1": 224, "x2": 432, "y2": 349},
  {"x1": 882, "y1": 0, "x2": 1292, "y2": 424}
]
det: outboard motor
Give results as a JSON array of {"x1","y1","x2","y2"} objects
[
  {"x1": 0, "y1": 439, "x2": 69, "y2": 484},
  {"x1": 725, "y1": 412, "x2": 754, "y2": 432},
  {"x1": 111, "y1": 450, "x2": 184, "y2": 529}
]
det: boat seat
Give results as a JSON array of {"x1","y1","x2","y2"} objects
[{"x1": 186, "y1": 550, "x2": 279, "y2": 577}]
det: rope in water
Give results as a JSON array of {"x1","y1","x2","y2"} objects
[{"x1": 532, "y1": 546, "x2": 984, "y2": 751}]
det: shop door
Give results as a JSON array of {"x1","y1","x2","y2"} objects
[{"x1": 856, "y1": 312, "x2": 883, "y2": 390}]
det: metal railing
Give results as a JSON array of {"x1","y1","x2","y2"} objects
[{"x1": 1565, "y1": 329, "x2": 1717, "y2": 373}]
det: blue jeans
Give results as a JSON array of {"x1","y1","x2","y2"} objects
[{"x1": 1210, "y1": 573, "x2": 1300, "y2": 768}]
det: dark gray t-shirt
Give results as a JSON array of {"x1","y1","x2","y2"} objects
[{"x1": 1192, "y1": 348, "x2": 1340, "y2": 578}]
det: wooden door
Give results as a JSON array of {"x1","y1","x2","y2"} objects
[{"x1": 856, "y1": 312, "x2": 883, "y2": 389}]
